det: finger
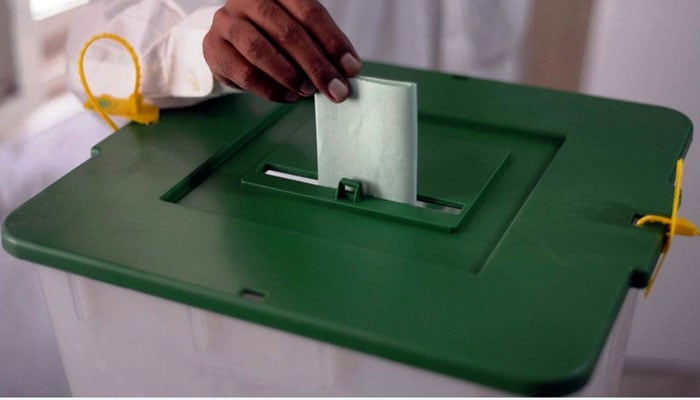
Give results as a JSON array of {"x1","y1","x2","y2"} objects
[
  {"x1": 213, "y1": 73, "x2": 240, "y2": 91},
  {"x1": 238, "y1": 0, "x2": 350, "y2": 103},
  {"x1": 205, "y1": 36, "x2": 300, "y2": 103},
  {"x1": 218, "y1": 17, "x2": 316, "y2": 97},
  {"x1": 277, "y1": 0, "x2": 362, "y2": 77}
]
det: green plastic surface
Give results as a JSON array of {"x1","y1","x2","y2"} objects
[{"x1": 2, "y1": 63, "x2": 693, "y2": 395}]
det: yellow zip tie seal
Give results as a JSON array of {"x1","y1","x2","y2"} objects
[
  {"x1": 78, "y1": 33, "x2": 159, "y2": 131},
  {"x1": 636, "y1": 159, "x2": 699, "y2": 297}
]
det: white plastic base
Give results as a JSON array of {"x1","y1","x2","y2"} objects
[{"x1": 36, "y1": 266, "x2": 637, "y2": 396}]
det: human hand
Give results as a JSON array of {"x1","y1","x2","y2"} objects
[{"x1": 203, "y1": 0, "x2": 362, "y2": 103}]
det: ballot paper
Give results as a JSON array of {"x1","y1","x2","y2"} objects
[{"x1": 315, "y1": 76, "x2": 417, "y2": 204}]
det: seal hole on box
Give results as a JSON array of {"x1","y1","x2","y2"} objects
[
  {"x1": 450, "y1": 74, "x2": 472, "y2": 81},
  {"x1": 240, "y1": 288, "x2": 266, "y2": 302}
]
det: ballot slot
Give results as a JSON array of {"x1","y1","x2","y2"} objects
[
  {"x1": 241, "y1": 163, "x2": 468, "y2": 232},
  {"x1": 264, "y1": 168, "x2": 319, "y2": 186},
  {"x1": 415, "y1": 198, "x2": 464, "y2": 215},
  {"x1": 262, "y1": 165, "x2": 462, "y2": 215}
]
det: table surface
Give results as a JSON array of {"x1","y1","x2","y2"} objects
[{"x1": 2, "y1": 63, "x2": 692, "y2": 395}]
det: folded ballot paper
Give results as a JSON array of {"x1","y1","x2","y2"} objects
[{"x1": 315, "y1": 77, "x2": 417, "y2": 205}]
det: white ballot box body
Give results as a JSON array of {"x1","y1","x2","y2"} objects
[{"x1": 37, "y1": 265, "x2": 637, "y2": 396}]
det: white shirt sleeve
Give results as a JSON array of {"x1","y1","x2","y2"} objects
[{"x1": 66, "y1": 0, "x2": 237, "y2": 109}]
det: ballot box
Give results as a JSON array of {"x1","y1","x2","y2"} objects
[{"x1": 3, "y1": 63, "x2": 692, "y2": 396}]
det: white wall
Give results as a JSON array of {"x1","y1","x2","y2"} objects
[
  {"x1": 0, "y1": 0, "x2": 44, "y2": 138},
  {"x1": 0, "y1": 2, "x2": 15, "y2": 96},
  {"x1": 582, "y1": 0, "x2": 700, "y2": 365}
]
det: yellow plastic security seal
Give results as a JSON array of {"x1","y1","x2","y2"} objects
[
  {"x1": 78, "y1": 33, "x2": 159, "y2": 131},
  {"x1": 636, "y1": 159, "x2": 699, "y2": 296}
]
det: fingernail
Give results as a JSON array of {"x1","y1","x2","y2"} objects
[
  {"x1": 284, "y1": 92, "x2": 301, "y2": 103},
  {"x1": 328, "y1": 78, "x2": 349, "y2": 102},
  {"x1": 299, "y1": 81, "x2": 316, "y2": 97},
  {"x1": 340, "y1": 53, "x2": 362, "y2": 76}
]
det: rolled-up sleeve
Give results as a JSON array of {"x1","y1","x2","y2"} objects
[{"x1": 66, "y1": 0, "x2": 236, "y2": 109}]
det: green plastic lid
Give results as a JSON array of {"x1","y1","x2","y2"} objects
[{"x1": 2, "y1": 63, "x2": 692, "y2": 395}]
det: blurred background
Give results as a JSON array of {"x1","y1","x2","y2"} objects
[{"x1": 1, "y1": 0, "x2": 699, "y2": 396}]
